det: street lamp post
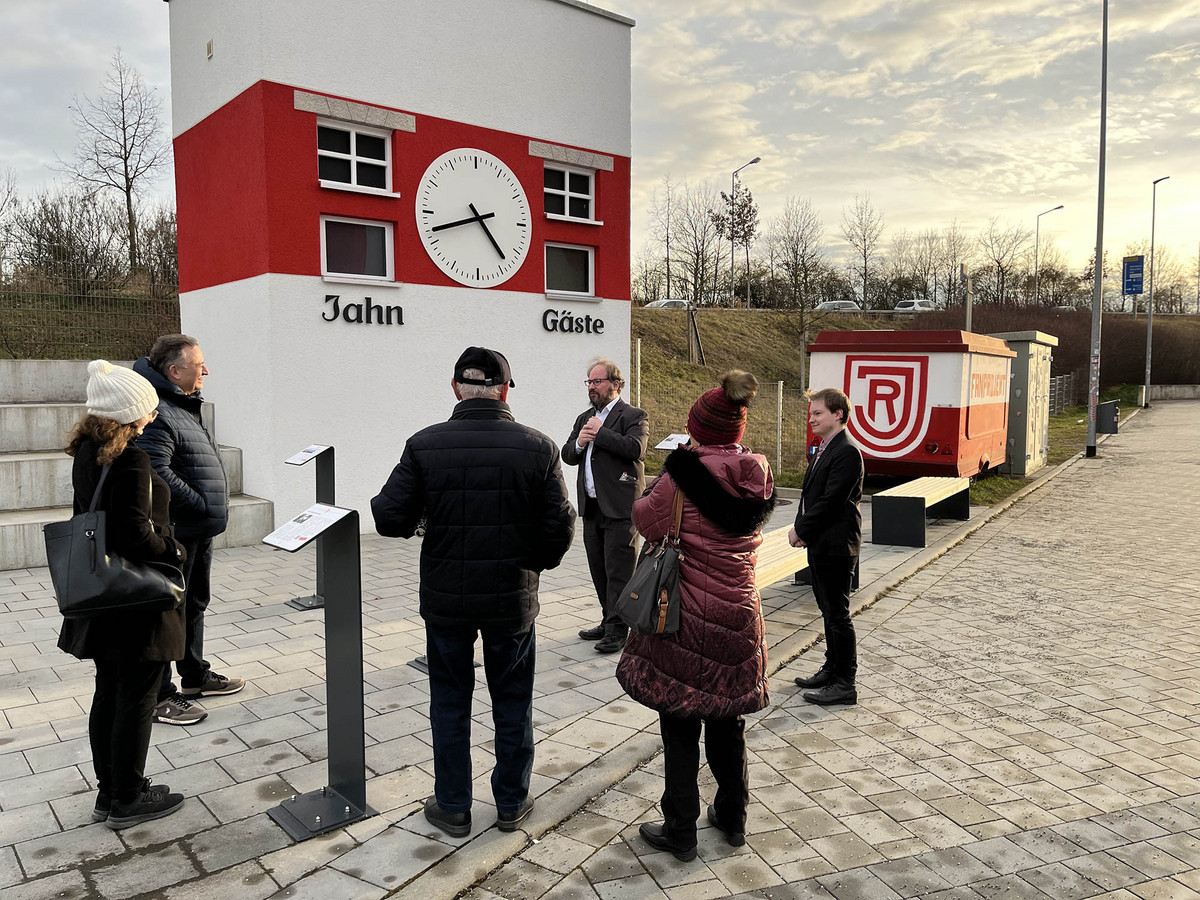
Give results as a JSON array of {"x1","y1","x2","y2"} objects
[
  {"x1": 1086, "y1": 0, "x2": 1108, "y2": 459},
  {"x1": 730, "y1": 156, "x2": 760, "y2": 308},
  {"x1": 1144, "y1": 175, "x2": 1169, "y2": 408},
  {"x1": 1033, "y1": 204, "x2": 1064, "y2": 306}
]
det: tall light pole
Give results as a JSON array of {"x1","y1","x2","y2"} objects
[
  {"x1": 1086, "y1": 0, "x2": 1108, "y2": 459},
  {"x1": 1033, "y1": 204, "x2": 1064, "y2": 305},
  {"x1": 730, "y1": 156, "x2": 760, "y2": 308},
  {"x1": 1144, "y1": 175, "x2": 1169, "y2": 408}
]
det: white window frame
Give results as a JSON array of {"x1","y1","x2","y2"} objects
[
  {"x1": 545, "y1": 242, "x2": 595, "y2": 298},
  {"x1": 317, "y1": 118, "x2": 399, "y2": 197},
  {"x1": 320, "y1": 215, "x2": 395, "y2": 284},
  {"x1": 543, "y1": 164, "x2": 601, "y2": 225}
]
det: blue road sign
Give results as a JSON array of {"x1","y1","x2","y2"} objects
[{"x1": 1123, "y1": 255, "x2": 1144, "y2": 295}]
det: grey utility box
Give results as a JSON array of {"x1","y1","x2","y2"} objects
[
  {"x1": 990, "y1": 330, "x2": 1058, "y2": 477},
  {"x1": 1097, "y1": 400, "x2": 1119, "y2": 434}
]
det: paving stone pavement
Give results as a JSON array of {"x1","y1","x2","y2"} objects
[
  {"x1": 1, "y1": 402, "x2": 1192, "y2": 899},
  {"x1": 462, "y1": 401, "x2": 1200, "y2": 900}
]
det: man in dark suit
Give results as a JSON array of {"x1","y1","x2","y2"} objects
[
  {"x1": 562, "y1": 359, "x2": 649, "y2": 654},
  {"x1": 789, "y1": 387, "x2": 864, "y2": 705}
]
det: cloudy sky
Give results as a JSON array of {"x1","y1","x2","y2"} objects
[{"x1": 3, "y1": 0, "x2": 1198, "y2": 275}]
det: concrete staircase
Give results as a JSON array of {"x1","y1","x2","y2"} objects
[{"x1": 0, "y1": 360, "x2": 274, "y2": 571}]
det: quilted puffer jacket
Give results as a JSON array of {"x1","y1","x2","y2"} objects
[
  {"x1": 616, "y1": 444, "x2": 775, "y2": 720},
  {"x1": 132, "y1": 357, "x2": 229, "y2": 541},
  {"x1": 371, "y1": 398, "x2": 577, "y2": 630}
]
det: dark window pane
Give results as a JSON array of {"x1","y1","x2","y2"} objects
[
  {"x1": 326, "y1": 221, "x2": 387, "y2": 277},
  {"x1": 569, "y1": 172, "x2": 590, "y2": 194},
  {"x1": 357, "y1": 133, "x2": 386, "y2": 160},
  {"x1": 544, "y1": 193, "x2": 565, "y2": 215},
  {"x1": 544, "y1": 168, "x2": 565, "y2": 190},
  {"x1": 317, "y1": 126, "x2": 351, "y2": 154},
  {"x1": 546, "y1": 246, "x2": 590, "y2": 293},
  {"x1": 357, "y1": 162, "x2": 387, "y2": 188},
  {"x1": 319, "y1": 156, "x2": 352, "y2": 182},
  {"x1": 569, "y1": 197, "x2": 591, "y2": 219}
]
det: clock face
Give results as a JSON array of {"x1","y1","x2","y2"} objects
[{"x1": 416, "y1": 149, "x2": 532, "y2": 288}]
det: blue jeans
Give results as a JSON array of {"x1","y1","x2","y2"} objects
[{"x1": 426, "y1": 622, "x2": 536, "y2": 815}]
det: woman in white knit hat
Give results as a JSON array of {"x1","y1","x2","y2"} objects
[{"x1": 57, "y1": 360, "x2": 189, "y2": 830}]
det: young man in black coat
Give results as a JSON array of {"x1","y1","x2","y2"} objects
[
  {"x1": 372, "y1": 348, "x2": 576, "y2": 838},
  {"x1": 789, "y1": 387, "x2": 865, "y2": 705}
]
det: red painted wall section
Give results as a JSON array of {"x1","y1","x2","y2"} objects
[
  {"x1": 174, "y1": 83, "x2": 271, "y2": 292},
  {"x1": 175, "y1": 80, "x2": 631, "y2": 299}
]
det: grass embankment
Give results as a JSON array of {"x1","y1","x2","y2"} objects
[{"x1": 632, "y1": 308, "x2": 1146, "y2": 507}]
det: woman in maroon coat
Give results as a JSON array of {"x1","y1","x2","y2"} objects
[
  {"x1": 617, "y1": 370, "x2": 775, "y2": 860},
  {"x1": 58, "y1": 361, "x2": 188, "y2": 830}
]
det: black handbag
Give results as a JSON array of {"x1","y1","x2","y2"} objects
[
  {"x1": 615, "y1": 490, "x2": 684, "y2": 636},
  {"x1": 44, "y1": 463, "x2": 185, "y2": 619}
]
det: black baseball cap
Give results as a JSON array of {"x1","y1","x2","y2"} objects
[{"x1": 454, "y1": 347, "x2": 515, "y2": 387}]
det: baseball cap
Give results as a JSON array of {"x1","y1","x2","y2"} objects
[{"x1": 453, "y1": 347, "x2": 515, "y2": 387}]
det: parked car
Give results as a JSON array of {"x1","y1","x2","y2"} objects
[
  {"x1": 893, "y1": 299, "x2": 937, "y2": 313},
  {"x1": 644, "y1": 298, "x2": 691, "y2": 309},
  {"x1": 816, "y1": 300, "x2": 862, "y2": 312}
]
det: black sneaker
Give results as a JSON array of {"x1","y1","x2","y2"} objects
[
  {"x1": 93, "y1": 780, "x2": 169, "y2": 823},
  {"x1": 180, "y1": 671, "x2": 245, "y2": 697},
  {"x1": 423, "y1": 796, "x2": 470, "y2": 838},
  {"x1": 638, "y1": 822, "x2": 697, "y2": 861},
  {"x1": 106, "y1": 787, "x2": 184, "y2": 830},
  {"x1": 497, "y1": 797, "x2": 535, "y2": 832}
]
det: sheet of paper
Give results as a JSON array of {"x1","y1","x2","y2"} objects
[
  {"x1": 655, "y1": 433, "x2": 690, "y2": 450},
  {"x1": 263, "y1": 503, "x2": 351, "y2": 552},
  {"x1": 284, "y1": 444, "x2": 331, "y2": 466}
]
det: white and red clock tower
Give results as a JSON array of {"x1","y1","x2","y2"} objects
[{"x1": 165, "y1": 0, "x2": 634, "y2": 526}]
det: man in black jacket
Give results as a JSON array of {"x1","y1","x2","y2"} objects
[
  {"x1": 789, "y1": 387, "x2": 864, "y2": 706},
  {"x1": 562, "y1": 359, "x2": 648, "y2": 654},
  {"x1": 135, "y1": 335, "x2": 243, "y2": 726},
  {"x1": 372, "y1": 347, "x2": 576, "y2": 839}
]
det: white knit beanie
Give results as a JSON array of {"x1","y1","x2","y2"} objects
[{"x1": 85, "y1": 360, "x2": 159, "y2": 425}]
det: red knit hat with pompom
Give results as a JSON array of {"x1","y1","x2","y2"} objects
[{"x1": 687, "y1": 370, "x2": 759, "y2": 445}]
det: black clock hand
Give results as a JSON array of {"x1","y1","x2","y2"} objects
[
  {"x1": 470, "y1": 202, "x2": 506, "y2": 260},
  {"x1": 431, "y1": 210, "x2": 496, "y2": 232}
]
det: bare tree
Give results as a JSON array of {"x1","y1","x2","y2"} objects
[
  {"x1": 57, "y1": 49, "x2": 170, "y2": 271},
  {"x1": 647, "y1": 175, "x2": 679, "y2": 299},
  {"x1": 138, "y1": 200, "x2": 178, "y2": 299},
  {"x1": 914, "y1": 228, "x2": 941, "y2": 304},
  {"x1": 772, "y1": 196, "x2": 824, "y2": 310},
  {"x1": 631, "y1": 243, "x2": 665, "y2": 305},
  {"x1": 938, "y1": 221, "x2": 971, "y2": 307},
  {"x1": 840, "y1": 194, "x2": 885, "y2": 309},
  {"x1": 976, "y1": 218, "x2": 1032, "y2": 305},
  {"x1": 712, "y1": 184, "x2": 760, "y2": 306},
  {"x1": 0, "y1": 168, "x2": 17, "y2": 280},
  {"x1": 672, "y1": 180, "x2": 728, "y2": 305}
]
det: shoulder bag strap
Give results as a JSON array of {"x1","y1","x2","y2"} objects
[
  {"x1": 89, "y1": 463, "x2": 114, "y2": 514},
  {"x1": 669, "y1": 488, "x2": 684, "y2": 541}
]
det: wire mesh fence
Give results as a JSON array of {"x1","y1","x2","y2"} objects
[
  {"x1": 0, "y1": 282, "x2": 180, "y2": 360},
  {"x1": 1048, "y1": 372, "x2": 1079, "y2": 416}
]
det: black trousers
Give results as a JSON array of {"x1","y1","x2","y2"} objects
[
  {"x1": 582, "y1": 501, "x2": 637, "y2": 636},
  {"x1": 809, "y1": 552, "x2": 857, "y2": 684},
  {"x1": 92, "y1": 659, "x2": 165, "y2": 802},
  {"x1": 425, "y1": 622, "x2": 537, "y2": 815},
  {"x1": 160, "y1": 535, "x2": 213, "y2": 700},
  {"x1": 659, "y1": 712, "x2": 749, "y2": 848}
]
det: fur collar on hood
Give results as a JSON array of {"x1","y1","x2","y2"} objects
[{"x1": 664, "y1": 447, "x2": 776, "y2": 537}]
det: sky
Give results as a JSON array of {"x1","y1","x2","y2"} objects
[{"x1": 2, "y1": 0, "x2": 1198, "y2": 276}]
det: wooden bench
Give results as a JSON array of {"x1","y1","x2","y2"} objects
[
  {"x1": 755, "y1": 526, "x2": 860, "y2": 593},
  {"x1": 871, "y1": 476, "x2": 970, "y2": 548}
]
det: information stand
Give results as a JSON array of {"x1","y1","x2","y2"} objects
[
  {"x1": 284, "y1": 445, "x2": 334, "y2": 610},
  {"x1": 263, "y1": 504, "x2": 375, "y2": 840}
]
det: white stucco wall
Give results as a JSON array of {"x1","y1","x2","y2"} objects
[
  {"x1": 167, "y1": 0, "x2": 633, "y2": 155},
  {"x1": 181, "y1": 277, "x2": 631, "y2": 528}
]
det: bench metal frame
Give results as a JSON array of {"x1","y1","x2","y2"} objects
[{"x1": 872, "y1": 477, "x2": 969, "y2": 548}]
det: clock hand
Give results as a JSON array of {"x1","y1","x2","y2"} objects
[
  {"x1": 470, "y1": 202, "x2": 506, "y2": 260},
  {"x1": 431, "y1": 210, "x2": 496, "y2": 232}
]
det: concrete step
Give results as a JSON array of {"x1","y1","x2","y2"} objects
[
  {"x1": 0, "y1": 446, "x2": 246, "y2": 511},
  {"x1": 0, "y1": 494, "x2": 274, "y2": 571},
  {"x1": 0, "y1": 401, "x2": 217, "y2": 452}
]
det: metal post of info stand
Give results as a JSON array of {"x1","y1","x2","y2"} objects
[
  {"x1": 284, "y1": 445, "x2": 334, "y2": 610},
  {"x1": 263, "y1": 504, "x2": 374, "y2": 840}
]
